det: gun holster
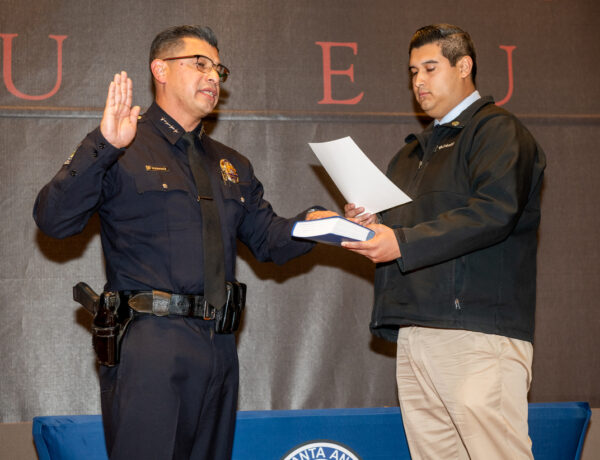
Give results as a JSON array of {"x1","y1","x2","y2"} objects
[
  {"x1": 92, "y1": 292, "x2": 132, "y2": 367},
  {"x1": 214, "y1": 282, "x2": 246, "y2": 334}
]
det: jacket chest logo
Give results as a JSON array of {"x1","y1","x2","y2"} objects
[{"x1": 434, "y1": 141, "x2": 455, "y2": 152}]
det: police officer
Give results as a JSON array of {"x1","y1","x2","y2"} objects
[{"x1": 34, "y1": 25, "x2": 330, "y2": 459}]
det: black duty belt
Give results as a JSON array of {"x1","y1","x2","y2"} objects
[{"x1": 123, "y1": 290, "x2": 216, "y2": 320}]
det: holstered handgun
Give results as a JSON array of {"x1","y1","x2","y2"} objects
[
  {"x1": 73, "y1": 281, "x2": 246, "y2": 361},
  {"x1": 73, "y1": 282, "x2": 131, "y2": 367},
  {"x1": 72, "y1": 282, "x2": 100, "y2": 315},
  {"x1": 215, "y1": 282, "x2": 246, "y2": 334}
]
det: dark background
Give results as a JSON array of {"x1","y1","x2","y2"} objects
[{"x1": 1, "y1": 0, "x2": 598, "y2": 422}]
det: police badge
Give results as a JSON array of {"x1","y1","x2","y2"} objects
[{"x1": 219, "y1": 159, "x2": 239, "y2": 185}]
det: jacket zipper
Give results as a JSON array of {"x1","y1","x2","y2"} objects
[{"x1": 406, "y1": 159, "x2": 425, "y2": 195}]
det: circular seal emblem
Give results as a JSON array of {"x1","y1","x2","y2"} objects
[{"x1": 281, "y1": 440, "x2": 361, "y2": 460}]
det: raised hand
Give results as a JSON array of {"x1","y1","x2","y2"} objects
[{"x1": 100, "y1": 71, "x2": 141, "y2": 148}]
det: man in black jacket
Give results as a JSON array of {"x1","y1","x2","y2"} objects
[{"x1": 344, "y1": 24, "x2": 545, "y2": 459}]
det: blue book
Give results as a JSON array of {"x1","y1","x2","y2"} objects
[{"x1": 291, "y1": 216, "x2": 375, "y2": 246}]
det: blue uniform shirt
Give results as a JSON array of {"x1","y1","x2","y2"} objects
[{"x1": 34, "y1": 102, "x2": 315, "y2": 294}]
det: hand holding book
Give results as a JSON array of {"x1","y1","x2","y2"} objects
[
  {"x1": 294, "y1": 136, "x2": 407, "y2": 258},
  {"x1": 293, "y1": 214, "x2": 402, "y2": 262},
  {"x1": 340, "y1": 223, "x2": 402, "y2": 263}
]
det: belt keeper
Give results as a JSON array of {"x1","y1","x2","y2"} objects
[{"x1": 203, "y1": 299, "x2": 215, "y2": 320}]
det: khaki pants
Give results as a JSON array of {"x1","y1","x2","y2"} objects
[{"x1": 396, "y1": 326, "x2": 533, "y2": 460}]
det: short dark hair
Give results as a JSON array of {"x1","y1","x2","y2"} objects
[
  {"x1": 409, "y1": 24, "x2": 477, "y2": 84},
  {"x1": 149, "y1": 25, "x2": 219, "y2": 65}
]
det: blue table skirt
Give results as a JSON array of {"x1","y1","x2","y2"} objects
[{"x1": 33, "y1": 402, "x2": 591, "y2": 460}]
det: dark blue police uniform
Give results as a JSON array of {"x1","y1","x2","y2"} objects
[{"x1": 33, "y1": 102, "x2": 316, "y2": 459}]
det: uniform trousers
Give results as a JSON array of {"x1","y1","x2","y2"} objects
[
  {"x1": 396, "y1": 326, "x2": 533, "y2": 460},
  {"x1": 99, "y1": 314, "x2": 239, "y2": 460}
]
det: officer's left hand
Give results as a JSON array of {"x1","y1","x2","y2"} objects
[
  {"x1": 341, "y1": 224, "x2": 401, "y2": 263},
  {"x1": 306, "y1": 210, "x2": 338, "y2": 220}
]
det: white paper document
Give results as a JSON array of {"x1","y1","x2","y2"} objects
[{"x1": 308, "y1": 136, "x2": 412, "y2": 214}]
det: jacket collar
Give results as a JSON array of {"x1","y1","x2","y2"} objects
[
  {"x1": 144, "y1": 102, "x2": 201, "y2": 146},
  {"x1": 405, "y1": 95, "x2": 496, "y2": 148},
  {"x1": 439, "y1": 95, "x2": 495, "y2": 129}
]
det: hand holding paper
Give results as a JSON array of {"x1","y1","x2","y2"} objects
[{"x1": 344, "y1": 203, "x2": 377, "y2": 226}]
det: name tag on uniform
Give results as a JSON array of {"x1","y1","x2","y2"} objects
[{"x1": 145, "y1": 165, "x2": 169, "y2": 172}]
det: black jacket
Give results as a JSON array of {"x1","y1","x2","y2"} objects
[{"x1": 371, "y1": 96, "x2": 546, "y2": 343}]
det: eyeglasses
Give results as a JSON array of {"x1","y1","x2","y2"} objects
[{"x1": 162, "y1": 54, "x2": 230, "y2": 83}]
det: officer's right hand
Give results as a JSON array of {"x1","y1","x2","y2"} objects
[{"x1": 100, "y1": 71, "x2": 141, "y2": 149}]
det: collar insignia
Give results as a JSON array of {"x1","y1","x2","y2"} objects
[
  {"x1": 220, "y1": 159, "x2": 239, "y2": 184},
  {"x1": 160, "y1": 117, "x2": 179, "y2": 133}
]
